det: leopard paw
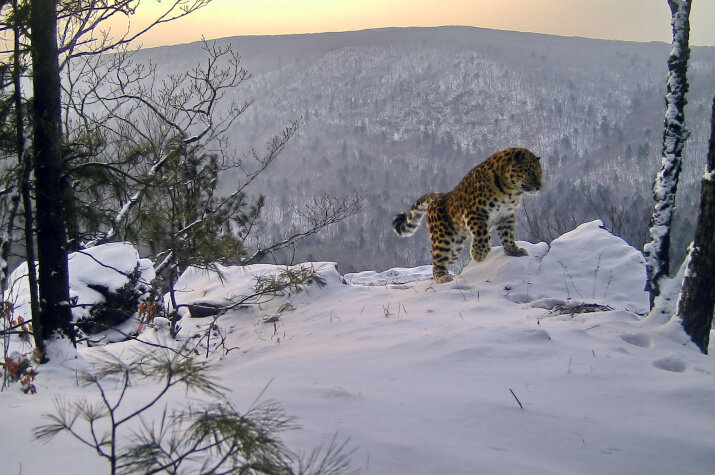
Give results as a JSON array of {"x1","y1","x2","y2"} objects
[
  {"x1": 434, "y1": 273, "x2": 454, "y2": 284},
  {"x1": 504, "y1": 247, "x2": 528, "y2": 257}
]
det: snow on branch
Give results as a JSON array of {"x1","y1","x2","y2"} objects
[{"x1": 83, "y1": 147, "x2": 179, "y2": 248}]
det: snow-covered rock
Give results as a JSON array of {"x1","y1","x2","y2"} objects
[
  {"x1": 461, "y1": 220, "x2": 649, "y2": 312},
  {"x1": 5, "y1": 242, "x2": 155, "y2": 326},
  {"x1": 170, "y1": 261, "x2": 342, "y2": 317}
]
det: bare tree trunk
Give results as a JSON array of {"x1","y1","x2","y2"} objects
[
  {"x1": 30, "y1": 0, "x2": 75, "y2": 349},
  {"x1": 643, "y1": 0, "x2": 691, "y2": 308},
  {"x1": 676, "y1": 94, "x2": 715, "y2": 354},
  {"x1": 11, "y1": 0, "x2": 43, "y2": 356}
]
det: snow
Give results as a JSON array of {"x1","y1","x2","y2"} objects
[{"x1": 2, "y1": 221, "x2": 715, "y2": 474}]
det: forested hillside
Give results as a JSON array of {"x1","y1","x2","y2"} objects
[{"x1": 137, "y1": 27, "x2": 715, "y2": 273}]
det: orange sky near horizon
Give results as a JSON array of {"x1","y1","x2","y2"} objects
[{"x1": 111, "y1": 0, "x2": 715, "y2": 48}]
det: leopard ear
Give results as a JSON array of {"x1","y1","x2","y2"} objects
[
  {"x1": 518, "y1": 149, "x2": 539, "y2": 161},
  {"x1": 515, "y1": 149, "x2": 530, "y2": 161}
]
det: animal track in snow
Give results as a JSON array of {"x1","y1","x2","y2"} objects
[
  {"x1": 516, "y1": 328, "x2": 552, "y2": 342},
  {"x1": 505, "y1": 293, "x2": 533, "y2": 304},
  {"x1": 620, "y1": 333, "x2": 654, "y2": 348},
  {"x1": 652, "y1": 357, "x2": 689, "y2": 373}
]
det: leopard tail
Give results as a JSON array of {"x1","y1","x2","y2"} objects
[{"x1": 392, "y1": 193, "x2": 443, "y2": 237}]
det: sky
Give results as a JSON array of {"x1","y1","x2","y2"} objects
[{"x1": 112, "y1": 0, "x2": 715, "y2": 48}]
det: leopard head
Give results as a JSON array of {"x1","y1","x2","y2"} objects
[{"x1": 506, "y1": 148, "x2": 542, "y2": 193}]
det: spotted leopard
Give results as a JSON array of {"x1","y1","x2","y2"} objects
[{"x1": 393, "y1": 147, "x2": 542, "y2": 283}]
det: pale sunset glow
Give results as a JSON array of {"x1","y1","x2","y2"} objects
[{"x1": 110, "y1": 0, "x2": 715, "y2": 48}]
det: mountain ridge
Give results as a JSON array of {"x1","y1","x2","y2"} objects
[
  {"x1": 143, "y1": 25, "x2": 680, "y2": 52},
  {"x1": 129, "y1": 26, "x2": 715, "y2": 273}
]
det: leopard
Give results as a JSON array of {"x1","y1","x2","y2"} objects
[{"x1": 393, "y1": 147, "x2": 542, "y2": 284}]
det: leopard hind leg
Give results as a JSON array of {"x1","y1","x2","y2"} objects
[{"x1": 427, "y1": 202, "x2": 465, "y2": 284}]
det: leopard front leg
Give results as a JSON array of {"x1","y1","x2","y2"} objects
[
  {"x1": 495, "y1": 213, "x2": 528, "y2": 257},
  {"x1": 465, "y1": 211, "x2": 491, "y2": 263}
]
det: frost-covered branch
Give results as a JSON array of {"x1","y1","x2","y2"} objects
[
  {"x1": 244, "y1": 194, "x2": 363, "y2": 265},
  {"x1": 79, "y1": 40, "x2": 251, "y2": 248}
]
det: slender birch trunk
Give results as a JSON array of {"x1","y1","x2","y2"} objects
[{"x1": 643, "y1": 0, "x2": 691, "y2": 308}]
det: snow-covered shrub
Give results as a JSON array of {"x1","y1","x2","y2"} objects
[{"x1": 76, "y1": 265, "x2": 150, "y2": 336}]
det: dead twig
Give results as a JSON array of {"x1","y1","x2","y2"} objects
[{"x1": 509, "y1": 388, "x2": 524, "y2": 410}]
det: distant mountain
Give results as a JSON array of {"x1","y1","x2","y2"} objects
[{"x1": 134, "y1": 27, "x2": 715, "y2": 273}]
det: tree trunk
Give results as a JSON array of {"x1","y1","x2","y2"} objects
[
  {"x1": 643, "y1": 0, "x2": 691, "y2": 308},
  {"x1": 676, "y1": 94, "x2": 715, "y2": 354},
  {"x1": 30, "y1": 0, "x2": 75, "y2": 348},
  {"x1": 12, "y1": 0, "x2": 44, "y2": 356}
]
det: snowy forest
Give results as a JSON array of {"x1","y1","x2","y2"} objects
[
  {"x1": 1, "y1": 1, "x2": 715, "y2": 474},
  {"x1": 129, "y1": 26, "x2": 715, "y2": 273}
]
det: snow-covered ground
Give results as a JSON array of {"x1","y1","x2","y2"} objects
[{"x1": 2, "y1": 221, "x2": 714, "y2": 474}]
